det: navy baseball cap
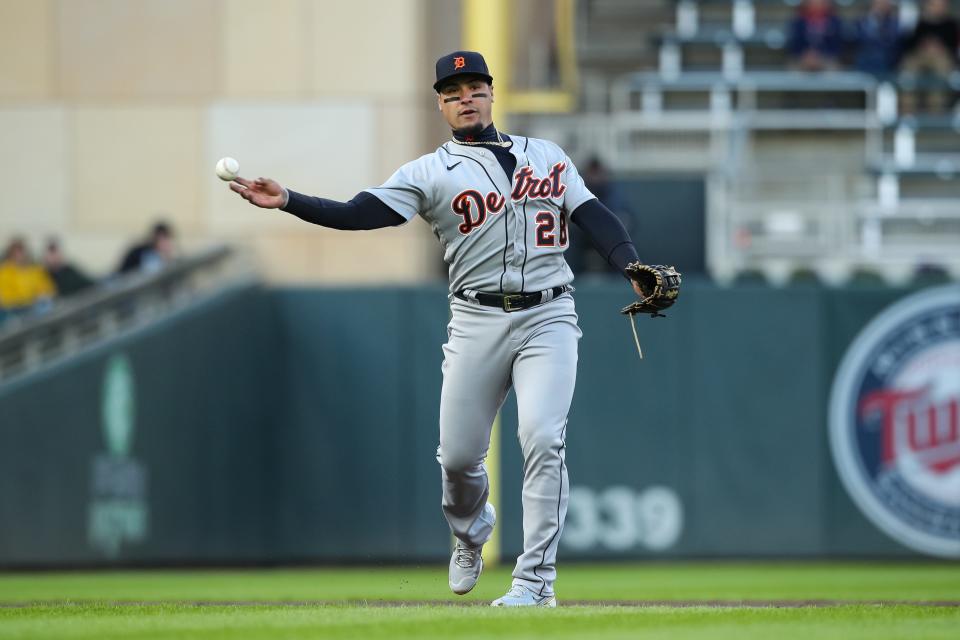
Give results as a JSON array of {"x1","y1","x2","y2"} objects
[{"x1": 433, "y1": 51, "x2": 493, "y2": 92}]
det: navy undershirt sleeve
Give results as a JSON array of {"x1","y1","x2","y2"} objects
[
  {"x1": 281, "y1": 190, "x2": 406, "y2": 230},
  {"x1": 570, "y1": 198, "x2": 640, "y2": 275}
]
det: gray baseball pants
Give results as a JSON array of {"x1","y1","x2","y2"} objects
[{"x1": 437, "y1": 293, "x2": 581, "y2": 597}]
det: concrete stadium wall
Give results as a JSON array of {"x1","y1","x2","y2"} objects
[
  {"x1": 2, "y1": 281, "x2": 948, "y2": 567},
  {"x1": 0, "y1": 0, "x2": 459, "y2": 283}
]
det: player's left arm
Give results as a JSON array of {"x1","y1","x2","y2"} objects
[
  {"x1": 559, "y1": 153, "x2": 643, "y2": 295},
  {"x1": 570, "y1": 200, "x2": 643, "y2": 297},
  {"x1": 569, "y1": 199, "x2": 638, "y2": 272}
]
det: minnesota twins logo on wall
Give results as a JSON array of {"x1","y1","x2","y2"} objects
[{"x1": 829, "y1": 284, "x2": 960, "y2": 557}]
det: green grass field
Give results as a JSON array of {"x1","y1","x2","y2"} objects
[{"x1": 1, "y1": 563, "x2": 958, "y2": 639}]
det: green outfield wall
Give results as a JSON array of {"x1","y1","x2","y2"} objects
[
  {"x1": 0, "y1": 286, "x2": 283, "y2": 565},
  {"x1": 0, "y1": 281, "x2": 953, "y2": 566}
]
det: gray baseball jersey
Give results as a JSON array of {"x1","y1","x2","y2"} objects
[
  {"x1": 368, "y1": 134, "x2": 590, "y2": 600},
  {"x1": 365, "y1": 136, "x2": 595, "y2": 294}
]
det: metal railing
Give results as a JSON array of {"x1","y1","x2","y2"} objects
[{"x1": 0, "y1": 245, "x2": 257, "y2": 384}]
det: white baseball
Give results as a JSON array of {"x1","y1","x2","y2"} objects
[{"x1": 215, "y1": 157, "x2": 240, "y2": 181}]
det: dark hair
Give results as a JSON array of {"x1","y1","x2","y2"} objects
[
  {"x1": 3, "y1": 237, "x2": 27, "y2": 262},
  {"x1": 151, "y1": 221, "x2": 173, "y2": 238}
]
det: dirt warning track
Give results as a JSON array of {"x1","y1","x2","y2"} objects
[{"x1": 3, "y1": 599, "x2": 960, "y2": 608}]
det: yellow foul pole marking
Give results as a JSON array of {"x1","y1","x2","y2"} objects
[
  {"x1": 460, "y1": 0, "x2": 510, "y2": 570},
  {"x1": 464, "y1": 0, "x2": 578, "y2": 115},
  {"x1": 463, "y1": 0, "x2": 512, "y2": 126},
  {"x1": 483, "y1": 412, "x2": 502, "y2": 567}
]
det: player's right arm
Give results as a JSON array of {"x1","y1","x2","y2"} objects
[{"x1": 230, "y1": 177, "x2": 405, "y2": 230}]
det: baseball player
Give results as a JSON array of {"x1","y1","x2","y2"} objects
[{"x1": 229, "y1": 51, "x2": 647, "y2": 607}]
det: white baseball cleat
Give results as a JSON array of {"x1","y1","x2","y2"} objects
[
  {"x1": 491, "y1": 584, "x2": 557, "y2": 607},
  {"x1": 448, "y1": 540, "x2": 484, "y2": 595}
]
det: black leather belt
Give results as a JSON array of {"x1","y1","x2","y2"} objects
[{"x1": 455, "y1": 286, "x2": 571, "y2": 312}]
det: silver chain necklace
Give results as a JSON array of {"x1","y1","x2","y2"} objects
[{"x1": 451, "y1": 129, "x2": 512, "y2": 148}]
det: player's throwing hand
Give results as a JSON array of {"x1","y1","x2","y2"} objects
[{"x1": 229, "y1": 177, "x2": 286, "y2": 209}]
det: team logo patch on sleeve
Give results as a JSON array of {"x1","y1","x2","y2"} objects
[{"x1": 829, "y1": 284, "x2": 960, "y2": 557}]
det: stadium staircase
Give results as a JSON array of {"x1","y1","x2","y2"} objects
[{"x1": 522, "y1": 0, "x2": 960, "y2": 285}]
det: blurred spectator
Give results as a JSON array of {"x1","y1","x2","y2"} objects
[
  {"x1": 583, "y1": 157, "x2": 625, "y2": 215},
  {"x1": 899, "y1": 0, "x2": 959, "y2": 112},
  {"x1": 0, "y1": 237, "x2": 56, "y2": 313},
  {"x1": 568, "y1": 157, "x2": 631, "y2": 276},
  {"x1": 913, "y1": 262, "x2": 952, "y2": 284},
  {"x1": 787, "y1": 0, "x2": 847, "y2": 71},
  {"x1": 44, "y1": 238, "x2": 95, "y2": 298},
  {"x1": 853, "y1": 0, "x2": 902, "y2": 77},
  {"x1": 118, "y1": 221, "x2": 176, "y2": 275},
  {"x1": 848, "y1": 267, "x2": 887, "y2": 286}
]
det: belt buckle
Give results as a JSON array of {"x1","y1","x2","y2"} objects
[{"x1": 502, "y1": 294, "x2": 524, "y2": 312}]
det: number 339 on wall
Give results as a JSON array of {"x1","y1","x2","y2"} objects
[{"x1": 562, "y1": 485, "x2": 684, "y2": 552}]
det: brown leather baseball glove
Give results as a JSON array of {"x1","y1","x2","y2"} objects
[{"x1": 621, "y1": 263, "x2": 682, "y2": 318}]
